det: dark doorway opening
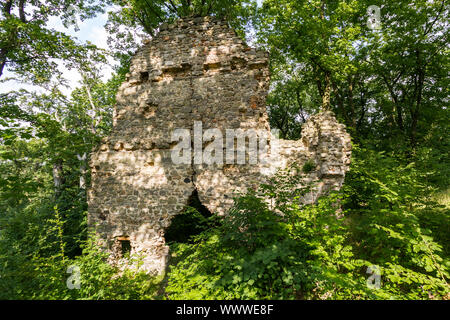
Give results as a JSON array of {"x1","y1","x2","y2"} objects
[
  {"x1": 117, "y1": 236, "x2": 131, "y2": 256},
  {"x1": 164, "y1": 190, "x2": 213, "y2": 244}
]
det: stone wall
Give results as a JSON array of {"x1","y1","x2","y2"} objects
[{"x1": 87, "y1": 16, "x2": 352, "y2": 275}]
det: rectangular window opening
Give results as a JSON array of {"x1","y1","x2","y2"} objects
[
  {"x1": 117, "y1": 236, "x2": 131, "y2": 256},
  {"x1": 140, "y1": 72, "x2": 149, "y2": 82}
]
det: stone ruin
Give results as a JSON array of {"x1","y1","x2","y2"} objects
[{"x1": 87, "y1": 16, "x2": 352, "y2": 275}]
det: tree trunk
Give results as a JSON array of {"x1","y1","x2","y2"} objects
[
  {"x1": 0, "y1": 48, "x2": 7, "y2": 78},
  {"x1": 322, "y1": 72, "x2": 331, "y2": 110},
  {"x1": 348, "y1": 76, "x2": 356, "y2": 128},
  {"x1": 0, "y1": 0, "x2": 13, "y2": 78},
  {"x1": 410, "y1": 50, "x2": 425, "y2": 148},
  {"x1": 77, "y1": 153, "x2": 87, "y2": 189},
  {"x1": 53, "y1": 160, "x2": 63, "y2": 195}
]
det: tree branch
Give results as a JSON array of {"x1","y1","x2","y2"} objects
[
  {"x1": 167, "y1": 0, "x2": 179, "y2": 15},
  {"x1": 19, "y1": 0, "x2": 27, "y2": 22},
  {"x1": 424, "y1": 0, "x2": 445, "y2": 36},
  {"x1": 2, "y1": 0, "x2": 13, "y2": 16}
]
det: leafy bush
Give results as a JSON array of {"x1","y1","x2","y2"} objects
[
  {"x1": 165, "y1": 148, "x2": 449, "y2": 300},
  {"x1": 0, "y1": 203, "x2": 159, "y2": 300},
  {"x1": 342, "y1": 145, "x2": 449, "y2": 299},
  {"x1": 165, "y1": 168, "x2": 370, "y2": 299},
  {"x1": 1, "y1": 142, "x2": 447, "y2": 300}
]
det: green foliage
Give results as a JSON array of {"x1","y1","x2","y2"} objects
[
  {"x1": 165, "y1": 154, "x2": 448, "y2": 299},
  {"x1": 257, "y1": 0, "x2": 448, "y2": 145},
  {"x1": 0, "y1": 0, "x2": 108, "y2": 83},
  {"x1": 165, "y1": 170, "x2": 361, "y2": 299},
  {"x1": 0, "y1": 207, "x2": 160, "y2": 300},
  {"x1": 106, "y1": 0, "x2": 257, "y2": 58},
  {"x1": 302, "y1": 160, "x2": 316, "y2": 174},
  {"x1": 0, "y1": 0, "x2": 448, "y2": 301},
  {"x1": 64, "y1": 236, "x2": 161, "y2": 300},
  {"x1": 341, "y1": 145, "x2": 449, "y2": 299}
]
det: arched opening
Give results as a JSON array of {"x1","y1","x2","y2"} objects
[{"x1": 164, "y1": 190, "x2": 212, "y2": 244}]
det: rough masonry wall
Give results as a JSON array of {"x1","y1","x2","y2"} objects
[{"x1": 88, "y1": 17, "x2": 352, "y2": 275}]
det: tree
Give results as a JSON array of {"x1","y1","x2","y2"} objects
[
  {"x1": 255, "y1": 0, "x2": 368, "y2": 117},
  {"x1": 0, "y1": 0, "x2": 106, "y2": 83},
  {"x1": 255, "y1": 0, "x2": 449, "y2": 149},
  {"x1": 266, "y1": 66, "x2": 318, "y2": 139},
  {"x1": 368, "y1": 0, "x2": 449, "y2": 147}
]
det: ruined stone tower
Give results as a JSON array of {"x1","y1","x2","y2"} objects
[{"x1": 88, "y1": 17, "x2": 352, "y2": 274}]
